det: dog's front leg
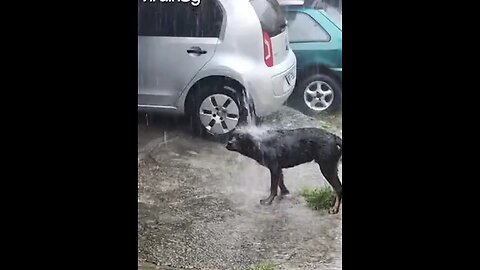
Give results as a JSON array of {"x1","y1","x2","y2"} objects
[
  {"x1": 278, "y1": 171, "x2": 290, "y2": 197},
  {"x1": 260, "y1": 168, "x2": 280, "y2": 205}
]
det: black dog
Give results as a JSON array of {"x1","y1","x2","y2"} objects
[{"x1": 226, "y1": 127, "x2": 342, "y2": 214}]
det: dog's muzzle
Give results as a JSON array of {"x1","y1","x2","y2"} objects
[{"x1": 226, "y1": 139, "x2": 238, "y2": 151}]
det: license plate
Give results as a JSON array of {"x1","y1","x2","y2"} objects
[{"x1": 285, "y1": 70, "x2": 295, "y2": 86}]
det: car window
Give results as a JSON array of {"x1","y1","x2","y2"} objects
[
  {"x1": 195, "y1": 0, "x2": 223, "y2": 38},
  {"x1": 138, "y1": 2, "x2": 174, "y2": 36},
  {"x1": 138, "y1": 0, "x2": 223, "y2": 38},
  {"x1": 250, "y1": 0, "x2": 287, "y2": 36},
  {"x1": 286, "y1": 12, "x2": 330, "y2": 42}
]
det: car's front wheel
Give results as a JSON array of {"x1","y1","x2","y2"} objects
[{"x1": 191, "y1": 82, "x2": 247, "y2": 141}]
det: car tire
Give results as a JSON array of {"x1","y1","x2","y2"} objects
[
  {"x1": 290, "y1": 73, "x2": 342, "y2": 116},
  {"x1": 190, "y1": 81, "x2": 248, "y2": 141}
]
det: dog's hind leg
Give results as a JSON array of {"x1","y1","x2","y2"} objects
[
  {"x1": 260, "y1": 167, "x2": 281, "y2": 205},
  {"x1": 317, "y1": 157, "x2": 342, "y2": 214}
]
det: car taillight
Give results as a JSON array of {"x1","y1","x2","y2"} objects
[{"x1": 263, "y1": 31, "x2": 273, "y2": 67}]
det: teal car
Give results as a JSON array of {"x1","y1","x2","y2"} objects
[{"x1": 283, "y1": 5, "x2": 342, "y2": 115}]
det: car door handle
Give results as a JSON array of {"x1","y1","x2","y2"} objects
[{"x1": 187, "y1": 47, "x2": 207, "y2": 55}]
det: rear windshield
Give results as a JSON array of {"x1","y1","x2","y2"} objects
[{"x1": 250, "y1": 0, "x2": 287, "y2": 36}]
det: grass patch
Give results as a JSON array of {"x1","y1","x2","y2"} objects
[
  {"x1": 300, "y1": 186, "x2": 336, "y2": 210},
  {"x1": 244, "y1": 264, "x2": 275, "y2": 270}
]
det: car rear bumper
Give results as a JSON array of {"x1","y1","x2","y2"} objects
[{"x1": 244, "y1": 50, "x2": 297, "y2": 117}]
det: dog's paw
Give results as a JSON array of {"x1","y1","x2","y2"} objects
[
  {"x1": 260, "y1": 198, "x2": 273, "y2": 205},
  {"x1": 328, "y1": 207, "x2": 340, "y2": 214},
  {"x1": 280, "y1": 189, "x2": 290, "y2": 196},
  {"x1": 278, "y1": 192, "x2": 290, "y2": 201}
]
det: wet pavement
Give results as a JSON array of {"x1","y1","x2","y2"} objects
[{"x1": 138, "y1": 106, "x2": 342, "y2": 270}]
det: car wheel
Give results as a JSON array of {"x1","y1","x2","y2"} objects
[
  {"x1": 290, "y1": 73, "x2": 342, "y2": 116},
  {"x1": 191, "y1": 82, "x2": 247, "y2": 141}
]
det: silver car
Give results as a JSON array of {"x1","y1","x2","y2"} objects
[{"x1": 138, "y1": 0, "x2": 296, "y2": 139}]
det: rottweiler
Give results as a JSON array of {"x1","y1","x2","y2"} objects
[{"x1": 226, "y1": 127, "x2": 342, "y2": 214}]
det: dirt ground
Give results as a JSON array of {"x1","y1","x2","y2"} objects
[{"x1": 138, "y1": 106, "x2": 342, "y2": 270}]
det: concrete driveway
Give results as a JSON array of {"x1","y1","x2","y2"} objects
[{"x1": 138, "y1": 106, "x2": 342, "y2": 270}]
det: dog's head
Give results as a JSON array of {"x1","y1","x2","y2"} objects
[{"x1": 225, "y1": 131, "x2": 256, "y2": 155}]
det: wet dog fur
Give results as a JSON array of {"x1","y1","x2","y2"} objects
[{"x1": 226, "y1": 127, "x2": 342, "y2": 214}]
